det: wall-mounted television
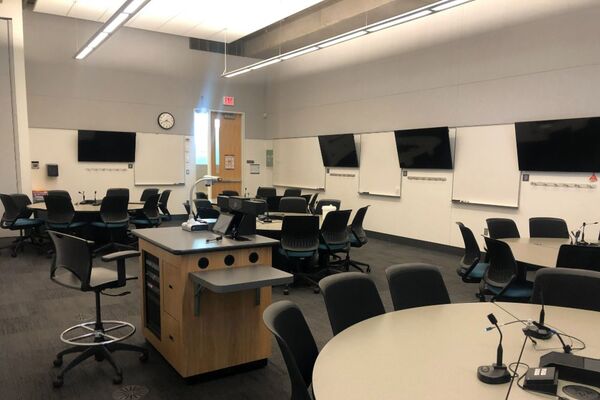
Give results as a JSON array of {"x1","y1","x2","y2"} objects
[
  {"x1": 318, "y1": 134, "x2": 359, "y2": 167},
  {"x1": 394, "y1": 127, "x2": 453, "y2": 169},
  {"x1": 78, "y1": 130, "x2": 136, "y2": 162},
  {"x1": 515, "y1": 117, "x2": 600, "y2": 172}
]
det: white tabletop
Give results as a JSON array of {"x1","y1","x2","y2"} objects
[
  {"x1": 255, "y1": 213, "x2": 321, "y2": 232},
  {"x1": 28, "y1": 202, "x2": 144, "y2": 213},
  {"x1": 501, "y1": 238, "x2": 571, "y2": 268},
  {"x1": 313, "y1": 302, "x2": 600, "y2": 400}
]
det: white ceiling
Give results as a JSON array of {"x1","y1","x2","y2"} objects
[{"x1": 33, "y1": 0, "x2": 324, "y2": 42}]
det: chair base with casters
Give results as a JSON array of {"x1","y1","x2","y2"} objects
[
  {"x1": 279, "y1": 249, "x2": 322, "y2": 295},
  {"x1": 91, "y1": 222, "x2": 136, "y2": 256}
]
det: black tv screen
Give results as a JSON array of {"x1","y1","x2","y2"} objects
[
  {"x1": 515, "y1": 117, "x2": 600, "y2": 172},
  {"x1": 394, "y1": 127, "x2": 453, "y2": 169},
  {"x1": 78, "y1": 130, "x2": 136, "y2": 162},
  {"x1": 318, "y1": 134, "x2": 359, "y2": 167}
]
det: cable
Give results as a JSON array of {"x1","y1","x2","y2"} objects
[
  {"x1": 505, "y1": 334, "x2": 530, "y2": 400},
  {"x1": 491, "y1": 301, "x2": 538, "y2": 346}
]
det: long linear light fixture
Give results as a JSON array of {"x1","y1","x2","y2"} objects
[
  {"x1": 74, "y1": 0, "x2": 151, "y2": 60},
  {"x1": 223, "y1": 0, "x2": 475, "y2": 77}
]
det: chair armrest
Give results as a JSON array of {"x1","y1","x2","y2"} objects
[{"x1": 101, "y1": 250, "x2": 141, "y2": 263}]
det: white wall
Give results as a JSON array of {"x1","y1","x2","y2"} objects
[{"x1": 242, "y1": 139, "x2": 273, "y2": 197}]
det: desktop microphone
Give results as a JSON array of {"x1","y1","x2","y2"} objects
[
  {"x1": 477, "y1": 313, "x2": 511, "y2": 384},
  {"x1": 532, "y1": 321, "x2": 572, "y2": 354},
  {"x1": 522, "y1": 292, "x2": 552, "y2": 340}
]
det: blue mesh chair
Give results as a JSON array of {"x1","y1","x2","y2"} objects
[
  {"x1": 456, "y1": 222, "x2": 488, "y2": 283},
  {"x1": 318, "y1": 210, "x2": 351, "y2": 270},
  {"x1": 92, "y1": 195, "x2": 134, "y2": 255},
  {"x1": 279, "y1": 215, "x2": 320, "y2": 295},
  {"x1": 131, "y1": 193, "x2": 161, "y2": 228},
  {"x1": 44, "y1": 194, "x2": 86, "y2": 233},
  {"x1": 1, "y1": 193, "x2": 44, "y2": 257}
]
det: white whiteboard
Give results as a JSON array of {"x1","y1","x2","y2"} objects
[
  {"x1": 273, "y1": 137, "x2": 325, "y2": 189},
  {"x1": 135, "y1": 133, "x2": 185, "y2": 185},
  {"x1": 359, "y1": 131, "x2": 401, "y2": 197},
  {"x1": 452, "y1": 124, "x2": 521, "y2": 207}
]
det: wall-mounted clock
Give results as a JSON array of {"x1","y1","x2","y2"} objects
[{"x1": 158, "y1": 112, "x2": 175, "y2": 130}]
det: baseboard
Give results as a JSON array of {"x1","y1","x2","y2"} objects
[{"x1": 365, "y1": 230, "x2": 463, "y2": 255}]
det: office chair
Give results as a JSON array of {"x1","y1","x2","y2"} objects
[
  {"x1": 158, "y1": 190, "x2": 172, "y2": 221},
  {"x1": 266, "y1": 196, "x2": 282, "y2": 212},
  {"x1": 47, "y1": 190, "x2": 71, "y2": 199},
  {"x1": 531, "y1": 268, "x2": 600, "y2": 312},
  {"x1": 106, "y1": 188, "x2": 129, "y2": 202},
  {"x1": 196, "y1": 192, "x2": 208, "y2": 199},
  {"x1": 279, "y1": 215, "x2": 321, "y2": 295},
  {"x1": 318, "y1": 210, "x2": 351, "y2": 270},
  {"x1": 221, "y1": 190, "x2": 239, "y2": 196},
  {"x1": 479, "y1": 237, "x2": 532, "y2": 302},
  {"x1": 279, "y1": 197, "x2": 308, "y2": 213},
  {"x1": 283, "y1": 188, "x2": 301, "y2": 197},
  {"x1": 308, "y1": 193, "x2": 319, "y2": 214},
  {"x1": 44, "y1": 194, "x2": 86, "y2": 232},
  {"x1": 0, "y1": 193, "x2": 44, "y2": 257},
  {"x1": 300, "y1": 194, "x2": 312, "y2": 207},
  {"x1": 48, "y1": 231, "x2": 148, "y2": 387},
  {"x1": 315, "y1": 199, "x2": 341, "y2": 215},
  {"x1": 486, "y1": 218, "x2": 520, "y2": 239},
  {"x1": 385, "y1": 263, "x2": 450, "y2": 311},
  {"x1": 256, "y1": 187, "x2": 276, "y2": 199},
  {"x1": 456, "y1": 222, "x2": 488, "y2": 283},
  {"x1": 263, "y1": 301, "x2": 318, "y2": 400},
  {"x1": 345, "y1": 206, "x2": 371, "y2": 273},
  {"x1": 131, "y1": 193, "x2": 161, "y2": 228},
  {"x1": 92, "y1": 196, "x2": 135, "y2": 255},
  {"x1": 529, "y1": 217, "x2": 569, "y2": 239},
  {"x1": 556, "y1": 244, "x2": 600, "y2": 272},
  {"x1": 197, "y1": 207, "x2": 220, "y2": 220},
  {"x1": 139, "y1": 188, "x2": 159, "y2": 202},
  {"x1": 319, "y1": 272, "x2": 385, "y2": 336}
]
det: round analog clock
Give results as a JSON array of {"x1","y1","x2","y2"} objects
[{"x1": 158, "y1": 112, "x2": 175, "y2": 130}]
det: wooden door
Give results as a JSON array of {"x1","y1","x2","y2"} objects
[{"x1": 210, "y1": 112, "x2": 242, "y2": 196}]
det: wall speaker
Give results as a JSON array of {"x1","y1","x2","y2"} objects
[{"x1": 47, "y1": 164, "x2": 59, "y2": 177}]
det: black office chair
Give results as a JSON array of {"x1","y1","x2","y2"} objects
[
  {"x1": 266, "y1": 196, "x2": 282, "y2": 212},
  {"x1": 456, "y1": 222, "x2": 488, "y2": 283},
  {"x1": 195, "y1": 192, "x2": 208, "y2": 199},
  {"x1": 315, "y1": 199, "x2": 341, "y2": 215},
  {"x1": 131, "y1": 193, "x2": 161, "y2": 228},
  {"x1": 221, "y1": 190, "x2": 239, "y2": 196},
  {"x1": 529, "y1": 217, "x2": 569, "y2": 239},
  {"x1": 319, "y1": 272, "x2": 385, "y2": 336},
  {"x1": 48, "y1": 231, "x2": 148, "y2": 387},
  {"x1": 556, "y1": 245, "x2": 600, "y2": 272},
  {"x1": 139, "y1": 188, "x2": 159, "y2": 202},
  {"x1": 158, "y1": 190, "x2": 172, "y2": 221},
  {"x1": 44, "y1": 194, "x2": 86, "y2": 232},
  {"x1": 531, "y1": 268, "x2": 600, "y2": 312},
  {"x1": 0, "y1": 193, "x2": 44, "y2": 257},
  {"x1": 47, "y1": 190, "x2": 71, "y2": 199},
  {"x1": 279, "y1": 215, "x2": 321, "y2": 295},
  {"x1": 318, "y1": 210, "x2": 351, "y2": 270},
  {"x1": 479, "y1": 237, "x2": 533, "y2": 302},
  {"x1": 308, "y1": 193, "x2": 319, "y2": 214},
  {"x1": 300, "y1": 194, "x2": 312, "y2": 206},
  {"x1": 279, "y1": 197, "x2": 308, "y2": 213},
  {"x1": 263, "y1": 301, "x2": 318, "y2": 400},
  {"x1": 346, "y1": 206, "x2": 371, "y2": 273},
  {"x1": 256, "y1": 187, "x2": 276, "y2": 199},
  {"x1": 385, "y1": 263, "x2": 451, "y2": 311},
  {"x1": 283, "y1": 188, "x2": 301, "y2": 197},
  {"x1": 486, "y1": 218, "x2": 520, "y2": 239},
  {"x1": 92, "y1": 196, "x2": 135, "y2": 255},
  {"x1": 106, "y1": 188, "x2": 129, "y2": 202}
]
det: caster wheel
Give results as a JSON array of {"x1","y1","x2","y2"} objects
[
  {"x1": 312, "y1": 287, "x2": 320, "y2": 294},
  {"x1": 53, "y1": 358, "x2": 63, "y2": 367},
  {"x1": 283, "y1": 289, "x2": 289, "y2": 295},
  {"x1": 139, "y1": 352, "x2": 149, "y2": 363},
  {"x1": 112, "y1": 374, "x2": 123, "y2": 385},
  {"x1": 53, "y1": 377, "x2": 64, "y2": 388}
]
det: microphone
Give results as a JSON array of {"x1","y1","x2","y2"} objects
[
  {"x1": 532, "y1": 321, "x2": 572, "y2": 354},
  {"x1": 522, "y1": 291, "x2": 552, "y2": 340},
  {"x1": 477, "y1": 313, "x2": 511, "y2": 384}
]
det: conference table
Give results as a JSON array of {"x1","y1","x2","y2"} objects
[
  {"x1": 500, "y1": 238, "x2": 598, "y2": 269},
  {"x1": 313, "y1": 302, "x2": 600, "y2": 400},
  {"x1": 28, "y1": 202, "x2": 144, "y2": 213}
]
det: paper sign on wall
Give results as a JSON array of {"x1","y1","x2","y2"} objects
[{"x1": 224, "y1": 155, "x2": 235, "y2": 170}]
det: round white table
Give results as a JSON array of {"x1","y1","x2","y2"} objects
[
  {"x1": 313, "y1": 303, "x2": 600, "y2": 400},
  {"x1": 28, "y1": 202, "x2": 144, "y2": 213},
  {"x1": 501, "y1": 238, "x2": 571, "y2": 268}
]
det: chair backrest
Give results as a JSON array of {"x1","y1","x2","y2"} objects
[
  {"x1": 456, "y1": 222, "x2": 482, "y2": 268},
  {"x1": 556, "y1": 245, "x2": 600, "y2": 272},
  {"x1": 256, "y1": 187, "x2": 276, "y2": 199},
  {"x1": 279, "y1": 197, "x2": 308, "y2": 214},
  {"x1": 48, "y1": 231, "x2": 93, "y2": 291},
  {"x1": 483, "y1": 236, "x2": 522, "y2": 286},
  {"x1": 99, "y1": 195, "x2": 129, "y2": 224},
  {"x1": 350, "y1": 205, "x2": 370, "y2": 245},
  {"x1": 385, "y1": 263, "x2": 450, "y2": 311},
  {"x1": 315, "y1": 199, "x2": 340, "y2": 215},
  {"x1": 529, "y1": 217, "x2": 569, "y2": 239},
  {"x1": 1, "y1": 193, "x2": 20, "y2": 227},
  {"x1": 263, "y1": 301, "x2": 318, "y2": 400},
  {"x1": 106, "y1": 188, "x2": 129, "y2": 202},
  {"x1": 197, "y1": 207, "x2": 220, "y2": 219},
  {"x1": 196, "y1": 192, "x2": 208, "y2": 199},
  {"x1": 47, "y1": 190, "x2": 71, "y2": 199},
  {"x1": 308, "y1": 193, "x2": 319, "y2": 213},
  {"x1": 140, "y1": 188, "x2": 159, "y2": 202},
  {"x1": 532, "y1": 268, "x2": 600, "y2": 312},
  {"x1": 158, "y1": 190, "x2": 171, "y2": 212},
  {"x1": 142, "y1": 193, "x2": 161, "y2": 222},
  {"x1": 194, "y1": 199, "x2": 212, "y2": 210},
  {"x1": 266, "y1": 196, "x2": 281, "y2": 212},
  {"x1": 320, "y1": 209, "x2": 351, "y2": 246},
  {"x1": 44, "y1": 194, "x2": 75, "y2": 225},
  {"x1": 281, "y1": 216, "x2": 319, "y2": 252},
  {"x1": 283, "y1": 188, "x2": 301, "y2": 197},
  {"x1": 486, "y1": 218, "x2": 520, "y2": 239},
  {"x1": 221, "y1": 190, "x2": 239, "y2": 196},
  {"x1": 319, "y1": 272, "x2": 385, "y2": 336}
]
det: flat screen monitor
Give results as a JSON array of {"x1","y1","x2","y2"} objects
[
  {"x1": 78, "y1": 130, "x2": 136, "y2": 162},
  {"x1": 515, "y1": 117, "x2": 600, "y2": 172},
  {"x1": 394, "y1": 127, "x2": 453, "y2": 169},
  {"x1": 212, "y1": 213, "x2": 234, "y2": 236},
  {"x1": 318, "y1": 134, "x2": 359, "y2": 167}
]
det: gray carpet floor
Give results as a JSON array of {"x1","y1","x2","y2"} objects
[{"x1": 0, "y1": 233, "x2": 476, "y2": 400}]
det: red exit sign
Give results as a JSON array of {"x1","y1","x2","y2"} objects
[{"x1": 223, "y1": 96, "x2": 235, "y2": 106}]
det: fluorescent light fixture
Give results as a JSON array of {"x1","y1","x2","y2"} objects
[
  {"x1": 250, "y1": 58, "x2": 282, "y2": 70},
  {"x1": 367, "y1": 10, "x2": 432, "y2": 32},
  {"x1": 318, "y1": 31, "x2": 367, "y2": 48},
  {"x1": 75, "y1": 46, "x2": 94, "y2": 60},
  {"x1": 432, "y1": 0, "x2": 473, "y2": 12},
  {"x1": 225, "y1": 69, "x2": 251, "y2": 78},
  {"x1": 281, "y1": 46, "x2": 318, "y2": 60},
  {"x1": 104, "y1": 12, "x2": 129, "y2": 34},
  {"x1": 88, "y1": 32, "x2": 109, "y2": 49},
  {"x1": 124, "y1": 0, "x2": 148, "y2": 14}
]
